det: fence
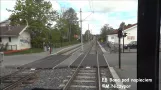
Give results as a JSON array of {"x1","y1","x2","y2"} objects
[
  {"x1": 106, "y1": 41, "x2": 119, "y2": 53},
  {"x1": 0, "y1": 44, "x2": 17, "y2": 51}
]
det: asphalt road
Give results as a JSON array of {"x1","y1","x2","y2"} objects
[
  {"x1": 102, "y1": 42, "x2": 161, "y2": 90},
  {"x1": 70, "y1": 41, "x2": 108, "y2": 68},
  {"x1": 101, "y1": 42, "x2": 137, "y2": 90},
  {"x1": 19, "y1": 42, "x2": 92, "y2": 69},
  {"x1": 1, "y1": 44, "x2": 80, "y2": 67},
  {"x1": 20, "y1": 55, "x2": 70, "y2": 69}
]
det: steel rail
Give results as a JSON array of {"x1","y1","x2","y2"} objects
[
  {"x1": 2, "y1": 70, "x2": 40, "y2": 90},
  {"x1": 96, "y1": 42, "x2": 101, "y2": 90},
  {"x1": 63, "y1": 41, "x2": 94, "y2": 90}
]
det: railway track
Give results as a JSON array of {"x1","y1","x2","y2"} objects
[
  {"x1": 0, "y1": 45, "x2": 82, "y2": 90},
  {"x1": 0, "y1": 69, "x2": 40, "y2": 90},
  {"x1": 59, "y1": 40, "x2": 107, "y2": 90}
]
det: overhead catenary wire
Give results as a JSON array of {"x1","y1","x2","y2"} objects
[
  {"x1": 90, "y1": 0, "x2": 94, "y2": 13},
  {"x1": 88, "y1": 0, "x2": 93, "y2": 12}
]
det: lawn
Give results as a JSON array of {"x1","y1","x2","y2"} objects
[{"x1": 5, "y1": 48, "x2": 44, "y2": 56}]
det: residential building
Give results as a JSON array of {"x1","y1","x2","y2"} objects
[
  {"x1": 106, "y1": 23, "x2": 137, "y2": 45},
  {"x1": 107, "y1": 23, "x2": 161, "y2": 45},
  {"x1": 0, "y1": 20, "x2": 31, "y2": 50},
  {"x1": 0, "y1": 19, "x2": 10, "y2": 27}
]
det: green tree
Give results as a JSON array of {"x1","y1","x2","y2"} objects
[
  {"x1": 84, "y1": 30, "x2": 92, "y2": 41},
  {"x1": 62, "y1": 8, "x2": 80, "y2": 42},
  {"x1": 55, "y1": 7, "x2": 80, "y2": 42},
  {"x1": 100, "y1": 24, "x2": 114, "y2": 42},
  {"x1": 7, "y1": 0, "x2": 58, "y2": 48}
]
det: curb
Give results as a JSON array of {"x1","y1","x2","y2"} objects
[{"x1": 98, "y1": 42, "x2": 127, "y2": 90}]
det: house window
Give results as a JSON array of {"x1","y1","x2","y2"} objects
[
  {"x1": 127, "y1": 36, "x2": 135, "y2": 40},
  {"x1": 8, "y1": 37, "x2": 11, "y2": 42},
  {"x1": 0, "y1": 37, "x2": 1, "y2": 42},
  {"x1": 111, "y1": 36, "x2": 114, "y2": 39}
]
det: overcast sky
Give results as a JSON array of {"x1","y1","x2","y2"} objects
[{"x1": 0, "y1": 0, "x2": 138, "y2": 34}]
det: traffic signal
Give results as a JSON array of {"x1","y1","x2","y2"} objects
[
  {"x1": 118, "y1": 30, "x2": 123, "y2": 38},
  {"x1": 124, "y1": 33, "x2": 127, "y2": 37}
]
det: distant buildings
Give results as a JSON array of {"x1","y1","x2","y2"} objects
[
  {"x1": 106, "y1": 23, "x2": 137, "y2": 45},
  {"x1": 0, "y1": 19, "x2": 31, "y2": 50},
  {"x1": 107, "y1": 23, "x2": 161, "y2": 46}
]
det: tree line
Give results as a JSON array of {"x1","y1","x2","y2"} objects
[{"x1": 7, "y1": 0, "x2": 81, "y2": 48}]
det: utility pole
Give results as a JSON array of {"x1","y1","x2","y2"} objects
[
  {"x1": 80, "y1": 8, "x2": 83, "y2": 51},
  {"x1": 123, "y1": 35, "x2": 124, "y2": 53},
  {"x1": 118, "y1": 30, "x2": 121, "y2": 69},
  {"x1": 88, "y1": 24, "x2": 89, "y2": 41},
  {"x1": 122, "y1": 26, "x2": 125, "y2": 53},
  {"x1": 118, "y1": 22, "x2": 125, "y2": 69},
  {"x1": 0, "y1": 52, "x2": 4, "y2": 90},
  {"x1": 69, "y1": 23, "x2": 71, "y2": 43}
]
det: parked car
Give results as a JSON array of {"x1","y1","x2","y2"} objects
[{"x1": 124, "y1": 41, "x2": 137, "y2": 49}]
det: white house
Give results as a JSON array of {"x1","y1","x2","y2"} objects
[
  {"x1": 121, "y1": 24, "x2": 137, "y2": 45},
  {"x1": 0, "y1": 20, "x2": 31, "y2": 50},
  {"x1": 107, "y1": 23, "x2": 161, "y2": 45},
  {"x1": 106, "y1": 24, "x2": 137, "y2": 45}
]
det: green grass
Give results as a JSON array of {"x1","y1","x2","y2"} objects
[{"x1": 5, "y1": 48, "x2": 44, "y2": 56}]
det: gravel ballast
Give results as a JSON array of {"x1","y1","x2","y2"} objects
[
  {"x1": 23, "y1": 68, "x2": 72, "y2": 89},
  {"x1": 0, "y1": 67, "x2": 18, "y2": 77}
]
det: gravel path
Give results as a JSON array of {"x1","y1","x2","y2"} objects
[{"x1": 23, "y1": 68, "x2": 72, "y2": 90}]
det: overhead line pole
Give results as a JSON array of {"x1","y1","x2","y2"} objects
[
  {"x1": 80, "y1": 8, "x2": 83, "y2": 51},
  {"x1": 88, "y1": 24, "x2": 89, "y2": 41}
]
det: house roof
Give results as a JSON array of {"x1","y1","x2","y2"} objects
[
  {"x1": 107, "y1": 23, "x2": 137, "y2": 35},
  {"x1": 0, "y1": 19, "x2": 10, "y2": 25},
  {"x1": 0, "y1": 25, "x2": 27, "y2": 36}
]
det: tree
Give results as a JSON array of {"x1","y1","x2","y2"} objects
[
  {"x1": 84, "y1": 30, "x2": 92, "y2": 41},
  {"x1": 55, "y1": 7, "x2": 80, "y2": 42},
  {"x1": 100, "y1": 24, "x2": 114, "y2": 42},
  {"x1": 7, "y1": 0, "x2": 58, "y2": 48},
  {"x1": 62, "y1": 8, "x2": 80, "y2": 42}
]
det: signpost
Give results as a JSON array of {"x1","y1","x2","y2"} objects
[
  {"x1": 117, "y1": 22, "x2": 125, "y2": 69},
  {"x1": 118, "y1": 28, "x2": 122, "y2": 69},
  {"x1": 0, "y1": 52, "x2": 4, "y2": 88}
]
